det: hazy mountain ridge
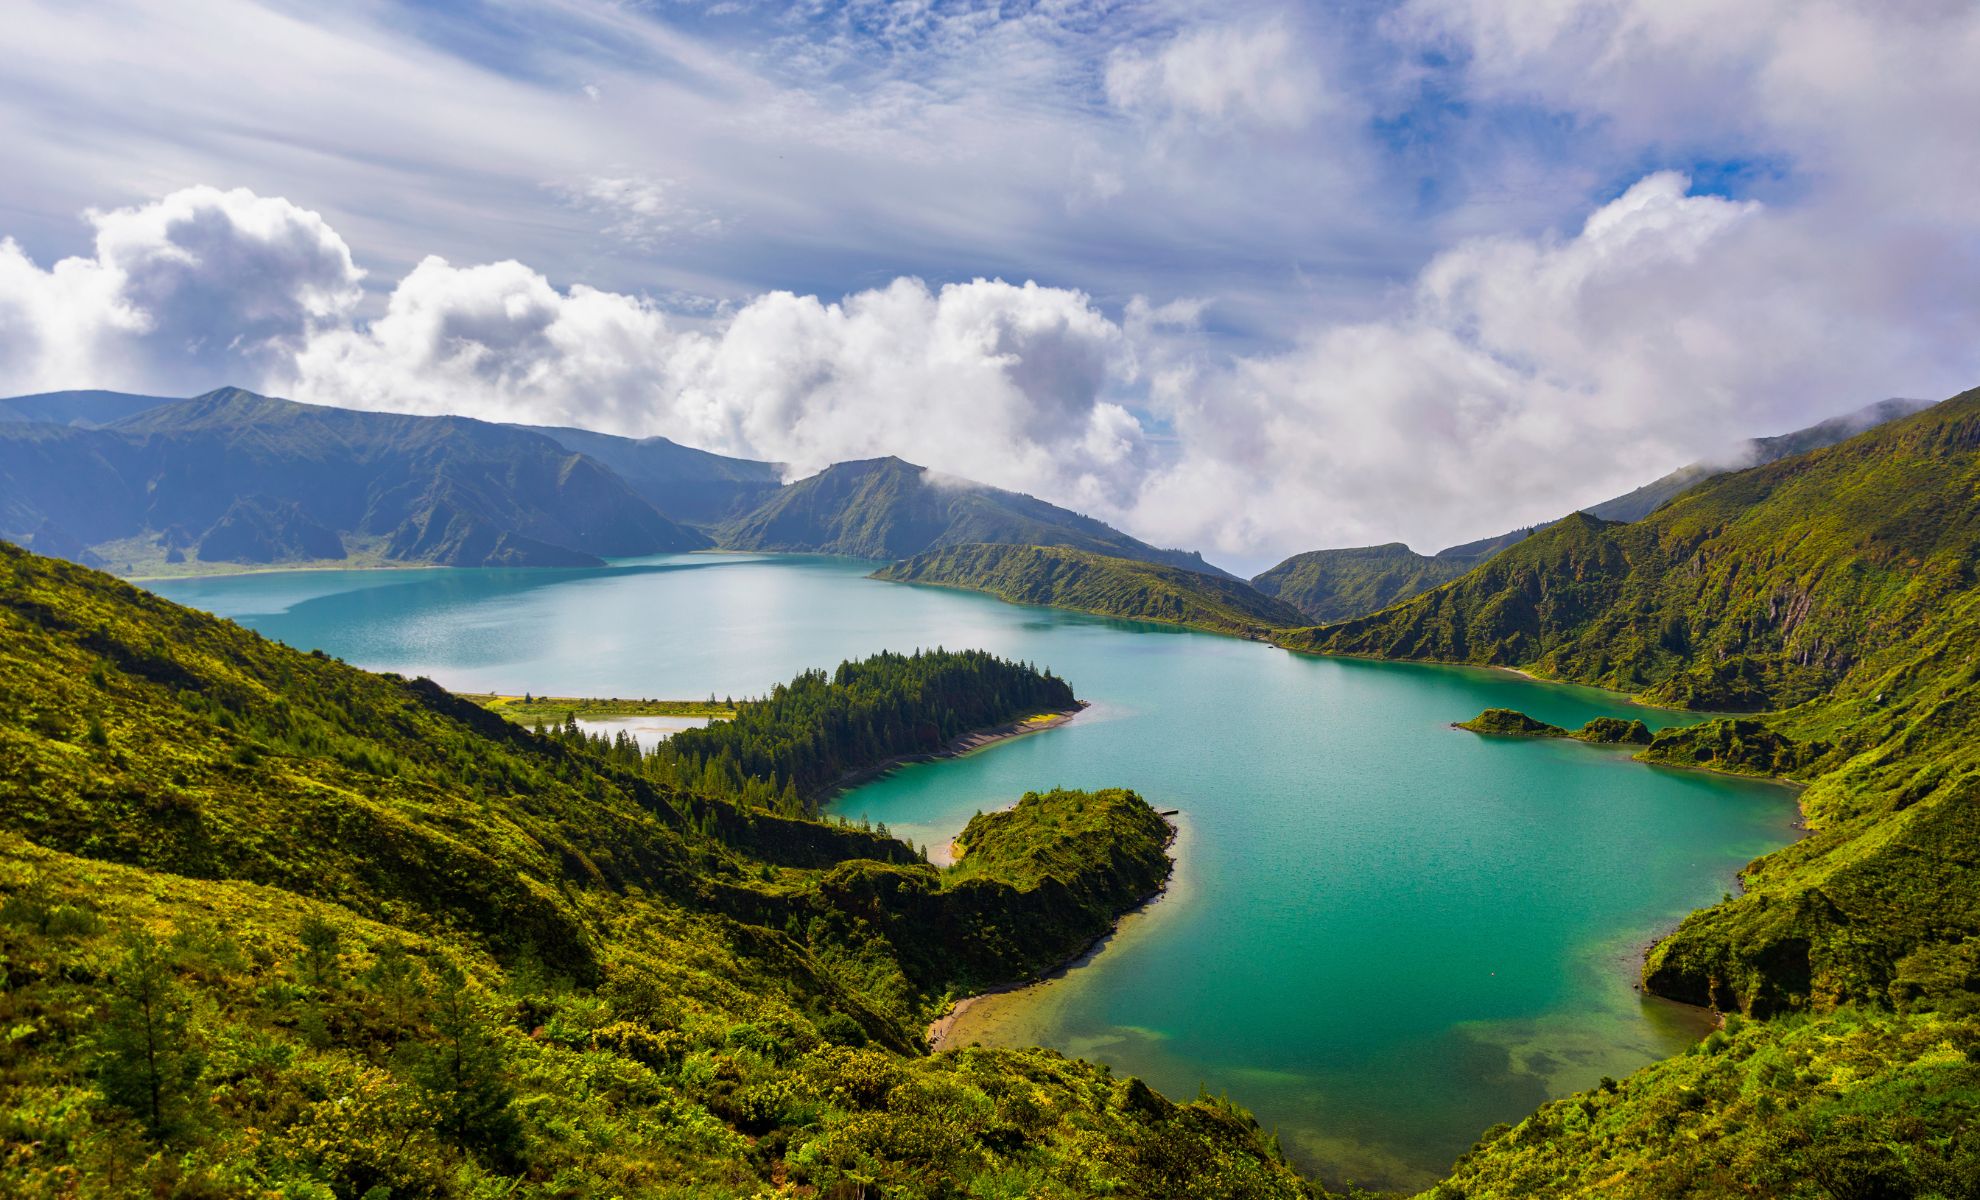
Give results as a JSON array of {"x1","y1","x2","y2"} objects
[
  {"x1": 876, "y1": 543, "x2": 1304, "y2": 635},
  {"x1": 520, "y1": 423, "x2": 784, "y2": 527},
  {"x1": 0, "y1": 388, "x2": 709, "y2": 569},
  {"x1": 0, "y1": 388, "x2": 179, "y2": 428},
  {"x1": 720, "y1": 455, "x2": 1236, "y2": 577}
]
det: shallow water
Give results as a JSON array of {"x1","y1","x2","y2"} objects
[{"x1": 150, "y1": 553, "x2": 1796, "y2": 1190}]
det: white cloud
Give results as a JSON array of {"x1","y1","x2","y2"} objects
[
  {"x1": 551, "y1": 174, "x2": 724, "y2": 248},
  {"x1": 1107, "y1": 21, "x2": 1323, "y2": 130},
  {"x1": 283, "y1": 256, "x2": 1144, "y2": 513},
  {"x1": 0, "y1": 186, "x2": 360, "y2": 396},
  {"x1": 9, "y1": 169, "x2": 1979, "y2": 573},
  {"x1": 1128, "y1": 170, "x2": 1978, "y2": 560}
]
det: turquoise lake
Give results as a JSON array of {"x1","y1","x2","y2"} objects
[{"x1": 148, "y1": 553, "x2": 1797, "y2": 1190}]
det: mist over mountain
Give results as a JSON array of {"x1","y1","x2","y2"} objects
[{"x1": 1259, "y1": 397, "x2": 1939, "y2": 622}]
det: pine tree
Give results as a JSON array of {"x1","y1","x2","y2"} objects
[
  {"x1": 363, "y1": 938, "x2": 423, "y2": 1037},
  {"x1": 411, "y1": 961, "x2": 521, "y2": 1159},
  {"x1": 93, "y1": 930, "x2": 199, "y2": 1137}
]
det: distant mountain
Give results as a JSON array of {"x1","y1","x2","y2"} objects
[
  {"x1": 1434, "y1": 396, "x2": 1934, "y2": 558},
  {"x1": 521, "y1": 425, "x2": 784, "y2": 527},
  {"x1": 1251, "y1": 543, "x2": 1473, "y2": 623},
  {"x1": 1256, "y1": 398, "x2": 1939, "y2": 624},
  {"x1": 719, "y1": 456, "x2": 1235, "y2": 578},
  {"x1": 0, "y1": 389, "x2": 178, "y2": 427},
  {"x1": 0, "y1": 387, "x2": 708, "y2": 570},
  {"x1": 875, "y1": 543, "x2": 1302, "y2": 635}
]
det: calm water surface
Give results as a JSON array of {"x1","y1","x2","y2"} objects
[{"x1": 150, "y1": 554, "x2": 1796, "y2": 1189}]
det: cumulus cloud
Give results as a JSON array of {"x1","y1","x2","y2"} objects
[
  {"x1": 284, "y1": 258, "x2": 1145, "y2": 513},
  {"x1": 7, "y1": 166, "x2": 1978, "y2": 573},
  {"x1": 0, "y1": 186, "x2": 360, "y2": 396},
  {"x1": 1129, "y1": 171, "x2": 1978, "y2": 559}
]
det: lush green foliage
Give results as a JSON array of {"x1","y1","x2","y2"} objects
[
  {"x1": 719, "y1": 455, "x2": 1233, "y2": 576},
  {"x1": 1454, "y1": 709, "x2": 1650, "y2": 744},
  {"x1": 1251, "y1": 544, "x2": 1470, "y2": 623},
  {"x1": 0, "y1": 540, "x2": 1314, "y2": 1198},
  {"x1": 615, "y1": 648, "x2": 1078, "y2": 812},
  {"x1": 1454, "y1": 708, "x2": 1570, "y2": 737},
  {"x1": 877, "y1": 543, "x2": 1302, "y2": 635},
  {"x1": 1427, "y1": 397, "x2": 1932, "y2": 564},
  {"x1": 1423, "y1": 1008, "x2": 1980, "y2": 1200}
]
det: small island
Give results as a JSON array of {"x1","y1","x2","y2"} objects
[{"x1": 1456, "y1": 707, "x2": 1652, "y2": 744}]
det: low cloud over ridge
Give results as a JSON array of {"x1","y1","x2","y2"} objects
[{"x1": 0, "y1": 175, "x2": 1974, "y2": 571}]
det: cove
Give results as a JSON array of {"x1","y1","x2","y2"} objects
[{"x1": 148, "y1": 553, "x2": 1798, "y2": 1191}]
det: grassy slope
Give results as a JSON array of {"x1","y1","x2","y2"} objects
[
  {"x1": 1251, "y1": 544, "x2": 1471, "y2": 623},
  {"x1": 1427, "y1": 1008, "x2": 1980, "y2": 1200},
  {"x1": 0, "y1": 540, "x2": 1311, "y2": 1198},
  {"x1": 876, "y1": 542, "x2": 1304, "y2": 635}
]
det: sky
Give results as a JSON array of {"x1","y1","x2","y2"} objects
[{"x1": 2, "y1": 0, "x2": 1977, "y2": 572}]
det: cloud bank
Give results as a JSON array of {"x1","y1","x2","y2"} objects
[{"x1": 3, "y1": 168, "x2": 1973, "y2": 572}]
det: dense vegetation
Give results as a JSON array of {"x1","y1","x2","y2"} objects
[
  {"x1": 571, "y1": 649, "x2": 1080, "y2": 814},
  {"x1": 719, "y1": 455, "x2": 1234, "y2": 577},
  {"x1": 1453, "y1": 708, "x2": 1650, "y2": 745},
  {"x1": 0, "y1": 540, "x2": 1314, "y2": 1198},
  {"x1": 1428, "y1": 1008, "x2": 1980, "y2": 1199},
  {"x1": 1428, "y1": 396, "x2": 1931, "y2": 564},
  {"x1": 876, "y1": 543, "x2": 1302, "y2": 635},
  {"x1": 0, "y1": 387, "x2": 708, "y2": 571},
  {"x1": 1252, "y1": 544, "x2": 1470, "y2": 623}
]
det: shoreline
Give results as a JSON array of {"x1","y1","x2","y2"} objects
[
  {"x1": 816, "y1": 702, "x2": 1088, "y2": 800},
  {"x1": 926, "y1": 810, "x2": 1182, "y2": 1051},
  {"x1": 871, "y1": 575, "x2": 1282, "y2": 642},
  {"x1": 122, "y1": 558, "x2": 443, "y2": 583}
]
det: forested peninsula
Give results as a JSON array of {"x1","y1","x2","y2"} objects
[{"x1": 874, "y1": 542, "x2": 1304, "y2": 636}]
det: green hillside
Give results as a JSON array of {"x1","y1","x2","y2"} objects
[
  {"x1": 875, "y1": 543, "x2": 1304, "y2": 635},
  {"x1": 1258, "y1": 390, "x2": 1980, "y2": 1195},
  {"x1": 1432, "y1": 396, "x2": 1933, "y2": 562},
  {"x1": 1252, "y1": 543, "x2": 1471, "y2": 623},
  {"x1": 0, "y1": 540, "x2": 1312, "y2": 1197},
  {"x1": 0, "y1": 388, "x2": 708, "y2": 572},
  {"x1": 720, "y1": 456, "x2": 1236, "y2": 578}
]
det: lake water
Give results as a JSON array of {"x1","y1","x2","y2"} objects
[{"x1": 149, "y1": 553, "x2": 1796, "y2": 1190}]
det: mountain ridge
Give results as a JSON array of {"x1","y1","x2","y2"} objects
[
  {"x1": 0, "y1": 387, "x2": 709, "y2": 570},
  {"x1": 720, "y1": 455, "x2": 1237, "y2": 577}
]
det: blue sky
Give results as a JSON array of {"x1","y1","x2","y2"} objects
[{"x1": 3, "y1": 0, "x2": 1977, "y2": 569}]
